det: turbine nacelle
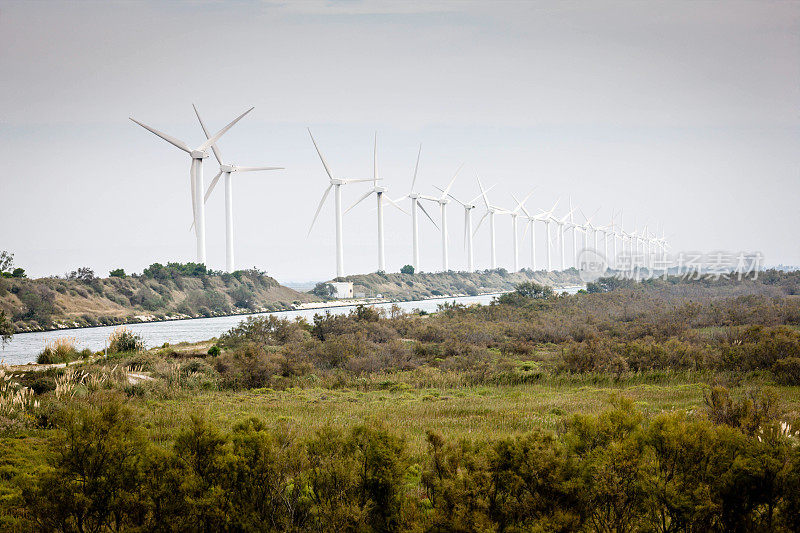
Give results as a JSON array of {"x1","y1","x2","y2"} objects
[
  {"x1": 220, "y1": 164, "x2": 236, "y2": 173},
  {"x1": 190, "y1": 150, "x2": 209, "y2": 159}
]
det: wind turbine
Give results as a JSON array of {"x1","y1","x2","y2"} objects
[
  {"x1": 392, "y1": 144, "x2": 438, "y2": 272},
  {"x1": 130, "y1": 106, "x2": 254, "y2": 264},
  {"x1": 508, "y1": 189, "x2": 537, "y2": 272},
  {"x1": 307, "y1": 129, "x2": 376, "y2": 278},
  {"x1": 473, "y1": 177, "x2": 510, "y2": 270},
  {"x1": 569, "y1": 197, "x2": 578, "y2": 269},
  {"x1": 447, "y1": 186, "x2": 494, "y2": 273},
  {"x1": 426, "y1": 164, "x2": 464, "y2": 272},
  {"x1": 345, "y1": 133, "x2": 407, "y2": 272},
  {"x1": 192, "y1": 105, "x2": 283, "y2": 273},
  {"x1": 539, "y1": 200, "x2": 560, "y2": 271},
  {"x1": 553, "y1": 208, "x2": 575, "y2": 271}
]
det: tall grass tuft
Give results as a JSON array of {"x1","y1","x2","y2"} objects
[
  {"x1": 108, "y1": 327, "x2": 145, "y2": 354},
  {"x1": 0, "y1": 363, "x2": 38, "y2": 416},
  {"x1": 37, "y1": 337, "x2": 89, "y2": 364}
]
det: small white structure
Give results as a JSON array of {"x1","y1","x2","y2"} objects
[{"x1": 330, "y1": 281, "x2": 354, "y2": 299}]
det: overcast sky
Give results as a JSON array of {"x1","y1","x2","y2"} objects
[{"x1": 1, "y1": 1, "x2": 798, "y2": 282}]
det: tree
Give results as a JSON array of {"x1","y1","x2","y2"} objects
[
  {"x1": 11, "y1": 267, "x2": 25, "y2": 278},
  {"x1": 109, "y1": 268, "x2": 126, "y2": 278},
  {"x1": 400, "y1": 264, "x2": 415, "y2": 275},
  {"x1": 0, "y1": 310, "x2": 12, "y2": 349},
  {"x1": 0, "y1": 251, "x2": 13, "y2": 273},
  {"x1": 312, "y1": 282, "x2": 336, "y2": 298},
  {"x1": 67, "y1": 266, "x2": 95, "y2": 282}
]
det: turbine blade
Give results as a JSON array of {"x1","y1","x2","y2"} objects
[
  {"x1": 473, "y1": 211, "x2": 489, "y2": 236},
  {"x1": 192, "y1": 104, "x2": 223, "y2": 165},
  {"x1": 385, "y1": 195, "x2": 409, "y2": 215},
  {"x1": 476, "y1": 176, "x2": 490, "y2": 210},
  {"x1": 418, "y1": 201, "x2": 439, "y2": 229},
  {"x1": 373, "y1": 131, "x2": 378, "y2": 185},
  {"x1": 235, "y1": 166, "x2": 284, "y2": 172},
  {"x1": 198, "y1": 107, "x2": 254, "y2": 152},
  {"x1": 204, "y1": 170, "x2": 224, "y2": 203},
  {"x1": 345, "y1": 190, "x2": 374, "y2": 214},
  {"x1": 342, "y1": 178, "x2": 376, "y2": 184},
  {"x1": 441, "y1": 163, "x2": 463, "y2": 198},
  {"x1": 411, "y1": 143, "x2": 422, "y2": 192},
  {"x1": 308, "y1": 184, "x2": 333, "y2": 236},
  {"x1": 129, "y1": 117, "x2": 191, "y2": 153},
  {"x1": 308, "y1": 128, "x2": 334, "y2": 179}
]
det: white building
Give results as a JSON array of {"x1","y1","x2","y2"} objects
[{"x1": 330, "y1": 281, "x2": 354, "y2": 299}]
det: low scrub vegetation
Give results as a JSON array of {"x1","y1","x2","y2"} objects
[{"x1": 0, "y1": 271, "x2": 799, "y2": 530}]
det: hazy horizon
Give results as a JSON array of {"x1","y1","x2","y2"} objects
[{"x1": 1, "y1": 1, "x2": 798, "y2": 282}]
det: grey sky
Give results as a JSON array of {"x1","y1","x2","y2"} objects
[{"x1": 1, "y1": 0, "x2": 798, "y2": 281}]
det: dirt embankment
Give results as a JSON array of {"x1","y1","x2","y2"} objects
[
  {"x1": 0, "y1": 270, "x2": 318, "y2": 333},
  {"x1": 331, "y1": 269, "x2": 584, "y2": 301}
]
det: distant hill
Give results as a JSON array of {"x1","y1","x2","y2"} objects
[
  {"x1": 327, "y1": 269, "x2": 584, "y2": 300},
  {"x1": 0, "y1": 264, "x2": 318, "y2": 333}
]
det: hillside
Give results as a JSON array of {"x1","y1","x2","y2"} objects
[
  {"x1": 0, "y1": 263, "x2": 318, "y2": 332},
  {"x1": 328, "y1": 268, "x2": 584, "y2": 300}
]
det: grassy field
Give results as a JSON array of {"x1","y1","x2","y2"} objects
[{"x1": 133, "y1": 368, "x2": 800, "y2": 453}]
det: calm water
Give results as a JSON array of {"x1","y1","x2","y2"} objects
[{"x1": 1, "y1": 294, "x2": 505, "y2": 365}]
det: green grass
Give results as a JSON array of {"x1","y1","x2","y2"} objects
[{"x1": 137, "y1": 374, "x2": 800, "y2": 453}]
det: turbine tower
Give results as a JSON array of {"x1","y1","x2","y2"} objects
[
  {"x1": 130, "y1": 106, "x2": 254, "y2": 264},
  {"x1": 427, "y1": 164, "x2": 465, "y2": 272},
  {"x1": 553, "y1": 208, "x2": 575, "y2": 271},
  {"x1": 473, "y1": 177, "x2": 509, "y2": 270},
  {"x1": 345, "y1": 133, "x2": 406, "y2": 272},
  {"x1": 308, "y1": 129, "x2": 375, "y2": 278},
  {"x1": 508, "y1": 189, "x2": 537, "y2": 272},
  {"x1": 447, "y1": 187, "x2": 492, "y2": 273},
  {"x1": 392, "y1": 144, "x2": 438, "y2": 272},
  {"x1": 192, "y1": 105, "x2": 283, "y2": 272},
  {"x1": 539, "y1": 200, "x2": 560, "y2": 271}
]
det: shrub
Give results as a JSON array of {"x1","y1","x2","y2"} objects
[
  {"x1": 108, "y1": 327, "x2": 145, "y2": 354},
  {"x1": 773, "y1": 357, "x2": 800, "y2": 385},
  {"x1": 109, "y1": 268, "x2": 126, "y2": 278},
  {"x1": 37, "y1": 337, "x2": 83, "y2": 364},
  {"x1": 401, "y1": 265, "x2": 415, "y2": 275}
]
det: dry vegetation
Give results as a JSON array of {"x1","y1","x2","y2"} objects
[{"x1": 0, "y1": 271, "x2": 799, "y2": 530}]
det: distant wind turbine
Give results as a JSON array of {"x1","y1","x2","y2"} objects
[
  {"x1": 130, "y1": 106, "x2": 254, "y2": 264},
  {"x1": 307, "y1": 129, "x2": 376, "y2": 278},
  {"x1": 345, "y1": 133, "x2": 407, "y2": 272},
  {"x1": 473, "y1": 177, "x2": 510, "y2": 270},
  {"x1": 392, "y1": 144, "x2": 438, "y2": 272},
  {"x1": 427, "y1": 164, "x2": 465, "y2": 272},
  {"x1": 446, "y1": 186, "x2": 493, "y2": 273},
  {"x1": 192, "y1": 105, "x2": 283, "y2": 273},
  {"x1": 508, "y1": 189, "x2": 537, "y2": 272}
]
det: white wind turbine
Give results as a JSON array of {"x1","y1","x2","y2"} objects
[
  {"x1": 192, "y1": 105, "x2": 283, "y2": 273},
  {"x1": 426, "y1": 164, "x2": 465, "y2": 272},
  {"x1": 345, "y1": 133, "x2": 407, "y2": 272},
  {"x1": 507, "y1": 189, "x2": 537, "y2": 272},
  {"x1": 473, "y1": 177, "x2": 510, "y2": 270},
  {"x1": 553, "y1": 208, "x2": 575, "y2": 271},
  {"x1": 569, "y1": 197, "x2": 578, "y2": 269},
  {"x1": 130, "y1": 106, "x2": 254, "y2": 264},
  {"x1": 539, "y1": 200, "x2": 560, "y2": 271},
  {"x1": 446, "y1": 188, "x2": 493, "y2": 273},
  {"x1": 392, "y1": 144, "x2": 439, "y2": 272},
  {"x1": 307, "y1": 129, "x2": 376, "y2": 278},
  {"x1": 519, "y1": 203, "x2": 549, "y2": 271}
]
